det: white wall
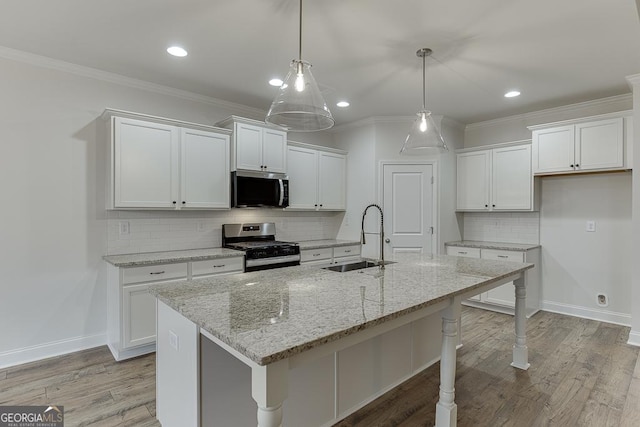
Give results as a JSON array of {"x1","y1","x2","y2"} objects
[
  {"x1": 333, "y1": 116, "x2": 463, "y2": 257},
  {"x1": 463, "y1": 95, "x2": 633, "y2": 326},
  {"x1": 627, "y1": 74, "x2": 640, "y2": 344},
  {"x1": 0, "y1": 50, "x2": 336, "y2": 368}
]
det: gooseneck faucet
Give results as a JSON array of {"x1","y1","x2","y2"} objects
[{"x1": 361, "y1": 203, "x2": 385, "y2": 269}]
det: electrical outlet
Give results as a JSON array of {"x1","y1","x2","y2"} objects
[
  {"x1": 586, "y1": 220, "x2": 596, "y2": 232},
  {"x1": 119, "y1": 221, "x2": 130, "y2": 236},
  {"x1": 197, "y1": 221, "x2": 206, "y2": 232},
  {"x1": 169, "y1": 330, "x2": 179, "y2": 350}
]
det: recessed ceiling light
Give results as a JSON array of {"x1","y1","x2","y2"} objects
[
  {"x1": 269, "y1": 78, "x2": 284, "y2": 87},
  {"x1": 167, "y1": 46, "x2": 188, "y2": 57},
  {"x1": 336, "y1": 101, "x2": 350, "y2": 108},
  {"x1": 504, "y1": 90, "x2": 521, "y2": 98}
]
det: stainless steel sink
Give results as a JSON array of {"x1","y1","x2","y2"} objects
[{"x1": 322, "y1": 260, "x2": 396, "y2": 273}]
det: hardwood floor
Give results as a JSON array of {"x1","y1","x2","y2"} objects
[{"x1": 1, "y1": 307, "x2": 639, "y2": 426}]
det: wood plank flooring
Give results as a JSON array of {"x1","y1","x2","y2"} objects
[{"x1": 1, "y1": 307, "x2": 639, "y2": 426}]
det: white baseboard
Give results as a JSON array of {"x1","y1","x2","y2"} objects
[
  {"x1": 627, "y1": 330, "x2": 640, "y2": 347},
  {"x1": 0, "y1": 333, "x2": 107, "y2": 369},
  {"x1": 541, "y1": 300, "x2": 631, "y2": 327}
]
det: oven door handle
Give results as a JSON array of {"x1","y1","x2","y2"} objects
[
  {"x1": 278, "y1": 179, "x2": 285, "y2": 207},
  {"x1": 245, "y1": 254, "x2": 301, "y2": 267}
]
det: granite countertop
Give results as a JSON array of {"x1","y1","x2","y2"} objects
[
  {"x1": 150, "y1": 253, "x2": 533, "y2": 366},
  {"x1": 103, "y1": 248, "x2": 245, "y2": 267},
  {"x1": 297, "y1": 239, "x2": 360, "y2": 250},
  {"x1": 445, "y1": 240, "x2": 541, "y2": 251}
]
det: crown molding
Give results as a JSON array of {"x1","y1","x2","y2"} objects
[
  {"x1": 0, "y1": 45, "x2": 265, "y2": 117},
  {"x1": 465, "y1": 93, "x2": 632, "y2": 131}
]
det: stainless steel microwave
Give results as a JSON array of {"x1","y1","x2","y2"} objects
[{"x1": 231, "y1": 171, "x2": 289, "y2": 208}]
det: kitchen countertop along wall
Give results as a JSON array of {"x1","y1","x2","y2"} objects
[{"x1": 445, "y1": 240, "x2": 540, "y2": 251}]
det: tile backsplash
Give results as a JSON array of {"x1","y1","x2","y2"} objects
[
  {"x1": 106, "y1": 209, "x2": 344, "y2": 255},
  {"x1": 463, "y1": 212, "x2": 540, "y2": 244}
]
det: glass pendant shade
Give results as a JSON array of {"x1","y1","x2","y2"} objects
[
  {"x1": 400, "y1": 109, "x2": 448, "y2": 154},
  {"x1": 266, "y1": 59, "x2": 334, "y2": 131}
]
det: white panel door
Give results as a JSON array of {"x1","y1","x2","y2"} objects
[
  {"x1": 122, "y1": 283, "x2": 157, "y2": 348},
  {"x1": 235, "y1": 122, "x2": 263, "y2": 171},
  {"x1": 114, "y1": 117, "x2": 179, "y2": 208},
  {"x1": 575, "y1": 118, "x2": 624, "y2": 171},
  {"x1": 492, "y1": 145, "x2": 532, "y2": 210},
  {"x1": 383, "y1": 164, "x2": 433, "y2": 255},
  {"x1": 318, "y1": 152, "x2": 346, "y2": 210},
  {"x1": 180, "y1": 129, "x2": 230, "y2": 209},
  {"x1": 262, "y1": 128, "x2": 287, "y2": 173},
  {"x1": 287, "y1": 146, "x2": 319, "y2": 209},
  {"x1": 456, "y1": 151, "x2": 490, "y2": 210},
  {"x1": 532, "y1": 125, "x2": 575, "y2": 173}
]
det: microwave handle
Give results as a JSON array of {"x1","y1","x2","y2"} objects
[{"x1": 278, "y1": 179, "x2": 285, "y2": 206}]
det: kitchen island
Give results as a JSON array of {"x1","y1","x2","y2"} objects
[{"x1": 150, "y1": 253, "x2": 533, "y2": 427}]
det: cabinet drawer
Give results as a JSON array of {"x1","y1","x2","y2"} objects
[
  {"x1": 446, "y1": 246, "x2": 481, "y2": 258},
  {"x1": 301, "y1": 248, "x2": 333, "y2": 262},
  {"x1": 122, "y1": 262, "x2": 188, "y2": 285},
  {"x1": 191, "y1": 257, "x2": 244, "y2": 277},
  {"x1": 334, "y1": 245, "x2": 361, "y2": 258},
  {"x1": 481, "y1": 249, "x2": 525, "y2": 262}
]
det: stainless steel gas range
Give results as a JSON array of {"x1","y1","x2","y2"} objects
[{"x1": 222, "y1": 223, "x2": 300, "y2": 272}]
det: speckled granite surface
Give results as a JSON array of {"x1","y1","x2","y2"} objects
[
  {"x1": 297, "y1": 239, "x2": 360, "y2": 250},
  {"x1": 445, "y1": 240, "x2": 540, "y2": 251},
  {"x1": 103, "y1": 248, "x2": 244, "y2": 267},
  {"x1": 149, "y1": 253, "x2": 533, "y2": 366}
]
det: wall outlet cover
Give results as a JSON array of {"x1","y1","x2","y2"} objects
[
  {"x1": 119, "y1": 221, "x2": 130, "y2": 235},
  {"x1": 586, "y1": 221, "x2": 596, "y2": 232}
]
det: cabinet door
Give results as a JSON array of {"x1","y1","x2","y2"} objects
[
  {"x1": 114, "y1": 117, "x2": 179, "y2": 208},
  {"x1": 318, "y1": 152, "x2": 346, "y2": 210},
  {"x1": 235, "y1": 123, "x2": 263, "y2": 171},
  {"x1": 287, "y1": 146, "x2": 319, "y2": 209},
  {"x1": 492, "y1": 145, "x2": 532, "y2": 210},
  {"x1": 122, "y1": 283, "x2": 157, "y2": 348},
  {"x1": 456, "y1": 151, "x2": 490, "y2": 210},
  {"x1": 481, "y1": 249, "x2": 525, "y2": 308},
  {"x1": 532, "y1": 125, "x2": 575, "y2": 174},
  {"x1": 181, "y1": 129, "x2": 230, "y2": 209},
  {"x1": 575, "y1": 118, "x2": 624, "y2": 171},
  {"x1": 262, "y1": 129, "x2": 287, "y2": 173},
  {"x1": 446, "y1": 246, "x2": 481, "y2": 301}
]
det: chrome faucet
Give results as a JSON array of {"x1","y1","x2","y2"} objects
[{"x1": 361, "y1": 203, "x2": 385, "y2": 269}]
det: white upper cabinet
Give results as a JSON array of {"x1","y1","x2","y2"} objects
[
  {"x1": 218, "y1": 117, "x2": 287, "y2": 173},
  {"x1": 105, "y1": 110, "x2": 231, "y2": 210},
  {"x1": 456, "y1": 142, "x2": 536, "y2": 212},
  {"x1": 530, "y1": 113, "x2": 630, "y2": 175},
  {"x1": 180, "y1": 128, "x2": 230, "y2": 209},
  {"x1": 287, "y1": 142, "x2": 347, "y2": 211}
]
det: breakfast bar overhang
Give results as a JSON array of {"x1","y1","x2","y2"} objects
[{"x1": 150, "y1": 253, "x2": 534, "y2": 427}]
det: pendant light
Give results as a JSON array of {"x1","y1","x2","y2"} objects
[
  {"x1": 400, "y1": 48, "x2": 448, "y2": 154},
  {"x1": 265, "y1": 0, "x2": 334, "y2": 132}
]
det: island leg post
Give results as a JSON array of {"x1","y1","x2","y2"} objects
[
  {"x1": 435, "y1": 299, "x2": 461, "y2": 427},
  {"x1": 511, "y1": 275, "x2": 530, "y2": 370},
  {"x1": 251, "y1": 359, "x2": 289, "y2": 427}
]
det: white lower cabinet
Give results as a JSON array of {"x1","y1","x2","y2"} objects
[
  {"x1": 446, "y1": 245, "x2": 540, "y2": 317},
  {"x1": 107, "y1": 256, "x2": 243, "y2": 361},
  {"x1": 300, "y1": 244, "x2": 361, "y2": 266}
]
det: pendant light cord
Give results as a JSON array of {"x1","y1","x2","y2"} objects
[
  {"x1": 299, "y1": 0, "x2": 303, "y2": 61},
  {"x1": 422, "y1": 52, "x2": 426, "y2": 109}
]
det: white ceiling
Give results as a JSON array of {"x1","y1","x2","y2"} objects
[{"x1": 1, "y1": 0, "x2": 639, "y2": 125}]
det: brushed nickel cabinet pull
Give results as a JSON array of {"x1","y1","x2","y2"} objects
[{"x1": 150, "y1": 271, "x2": 166, "y2": 275}]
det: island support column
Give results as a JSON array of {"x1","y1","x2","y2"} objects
[
  {"x1": 511, "y1": 275, "x2": 530, "y2": 370},
  {"x1": 251, "y1": 359, "x2": 289, "y2": 427},
  {"x1": 435, "y1": 298, "x2": 461, "y2": 427}
]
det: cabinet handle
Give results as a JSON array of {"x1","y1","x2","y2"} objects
[
  {"x1": 575, "y1": 164, "x2": 579, "y2": 168},
  {"x1": 485, "y1": 204, "x2": 488, "y2": 208},
  {"x1": 149, "y1": 271, "x2": 166, "y2": 275},
  {"x1": 314, "y1": 204, "x2": 318, "y2": 207},
  {"x1": 458, "y1": 251, "x2": 467, "y2": 254},
  {"x1": 172, "y1": 201, "x2": 177, "y2": 205},
  {"x1": 182, "y1": 201, "x2": 186, "y2": 205},
  {"x1": 497, "y1": 255, "x2": 508, "y2": 259},
  {"x1": 313, "y1": 253, "x2": 321, "y2": 257},
  {"x1": 213, "y1": 264, "x2": 226, "y2": 268},
  {"x1": 344, "y1": 250, "x2": 351, "y2": 253},
  {"x1": 570, "y1": 164, "x2": 574, "y2": 168},
  {"x1": 319, "y1": 204, "x2": 323, "y2": 207},
  {"x1": 264, "y1": 165, "x2": 267, "y2": 169},
  {"x1": 492, "y1": 204, "x2": 496, "y2": 207}
]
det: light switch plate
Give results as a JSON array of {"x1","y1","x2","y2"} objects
[
  {"x1": 586, "y1": 220, "x2": 596, "y2": 232},
  {"x1": 119, "y1": 221, "x2": 130, "y2": 235}
]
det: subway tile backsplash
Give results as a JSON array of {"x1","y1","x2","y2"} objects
[
  {"x1": 463, "y1": 212, "x2": 539, "y2": 244},
  {"x1": 106, "y1": 210, "x2": 344, "y2": 255}
]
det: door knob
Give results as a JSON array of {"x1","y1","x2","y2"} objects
[{"x1": 385, "y1": 238, "x2": 391, "y2": 243}]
